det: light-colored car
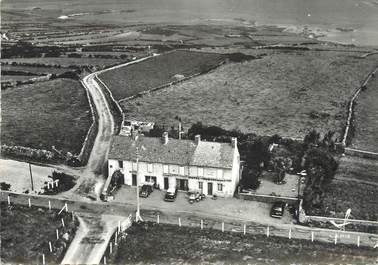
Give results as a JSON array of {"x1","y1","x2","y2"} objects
[{"x1": 164, "y1": 187, "x2": 178, "y2": 202}]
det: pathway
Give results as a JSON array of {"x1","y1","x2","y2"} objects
[{"x1": 61, "y1": 213, "x2": 127, "y2": 265}]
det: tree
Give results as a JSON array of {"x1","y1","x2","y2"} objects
[
  {"x1": 304, "y1": 129, "x2": 321, "y2": 147},
  {"x1": 241, "y1": 169, "x2": 261, "y2": 190},
  {"x1": 302, "y1": 147, "x2": 338, "y2": 211},
  {"x1": 272, "y1": 156, "x2": 292, "y2": 183}
]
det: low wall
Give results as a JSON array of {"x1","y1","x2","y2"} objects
[
  {"x1": 344, "y1": 147, "x2": 378, "y2": 160},
  {"x1": 341, "y1": 66, "x2": 378, "y2": 146},
  {"x1": 306, "y1": 215, "x2": 378, "y2": 227},
  {"x1": 237, "y1": 192, "x2": 298, "y2": 204},
  {"x1": 117, "y1": 60, "x2": 226, "y2": 104},
  {"x1": 77, "y1": 79, "x2": 99, "y2": 166},
  {"x1": 95, "y1": 76, "x2": 123, "y2": 134}
]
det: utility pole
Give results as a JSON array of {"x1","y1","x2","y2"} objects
[
  {"x1": 29, "y1": 163, "x2": 34, "y2": 191},
  {"x1": 178, "y1": 121, "x2": 182, "y2": 140},
  {"x1": 135, "y1": 146, "x2": 143, "y2": 222}
]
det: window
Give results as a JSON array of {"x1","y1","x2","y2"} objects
[
  {"x1": 132, "y1": 162, "x2": 137, "y2": 171},
  {"x1": 179, "y1": 166, "x2": 185, "y2": 175},
  {"x1": 198, "y1": 181, "x2": 203, "y2": 191},
  {"x1": 190, "y1": 167, "x2": 197, "y2": 176},
  {"x1": 147, "y1": 163, "x2": 153, "y2": 173},
  {"x1": 169, "y1": 165, "x2": 178, "y2": 174},
  {"x1": 118, "y1": 161, "x2": 123, "y2": 168},
  {"x1": 217, "y1": 169, "x2": 223, "y2": 178},
  {"x1": 163, "y1": 164, "x2": 169, "y2": 174},
  {"x1": 217, "y1": 183, "x2": 223, "y2": 192},
  {"x1": 198, "y1": 167, "x2": 204, "y2": 176}
]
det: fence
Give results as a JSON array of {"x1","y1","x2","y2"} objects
[
  {"x1": 344, "y1": 147, "x2": 378, "y2": 160},
  {"x1": 101, "y1": 215, "x2": 133, "y2": 265},
  {"x1": 139, "y1": 211, "x2": 378, "y2": 249},
  {"x1": 3, "y1": 196, "x2": 78, "y2": 265},
  {"x1": 2, "y1": 191, "x2": 378, "y2": 253}
]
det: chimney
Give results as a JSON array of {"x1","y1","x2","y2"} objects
[
  {"x1": 231, "y1": 137, "x2": 237, "y2": 148},
  {"x1": 195, "y1": 135, "x2": 201, "y2": 145},
  {"x1": 162, "y1": 132, "x2": 169, "y2": 145}
]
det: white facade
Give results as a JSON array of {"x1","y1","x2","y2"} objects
[{"x1": 108, "y1": 150, "x2": 240, "y2": 197}]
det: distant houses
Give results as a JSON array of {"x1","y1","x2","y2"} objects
[{"x1": 108, "y1": 132, "x2": 241, "y2": 197}]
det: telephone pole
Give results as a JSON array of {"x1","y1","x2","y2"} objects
[
  {"x1": 29, "y1": 163, "x2": 34, "y2": 191},
  {"x1": 135, "y1": 146, "x2": 143, "y2": 222}
]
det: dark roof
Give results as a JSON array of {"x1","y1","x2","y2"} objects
[{"x1": 108, "y1": 135, "x2": 236, "y2": 169}]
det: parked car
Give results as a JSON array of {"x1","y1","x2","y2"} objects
[
  {"x1": 164, "y1": 187, "x2": 178, "y2": 202},
  {"x1": 270, "y1": 201, "x2": 286, "y2": 218},
  {"x1": 139, "y1": 184, "x2": 153, "y2": 198},
  {"x1": 188, "y1": 190, "x2": 202, "y2": 204}
]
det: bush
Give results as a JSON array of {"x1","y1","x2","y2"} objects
[
  {"x1": 0, "y1": 182, "x2": 11, "y2": 191},
  {"x1": 42, "y1": 171, "x2": 76, "y2": 195}
]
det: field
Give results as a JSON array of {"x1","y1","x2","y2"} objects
[
  {"x1": 352, "y1": 73, "x2": 378, "y2": 152},
  {"x1": 98, "y1": 50, "x2": 227, "y2": 100},
  {"x1": 122, "y1": 50, "x2": 378, "y2": 138},
  {"x1": 307, "y1": 155, "x2": 378, "y2": 221},
  {"x1": 113, "y1": 222, "x2": 377, "y2": 265},
  {"x1": 1, "y1": 75, "x2": 40, "y2": 82},
  {"x1": 1, "y1": 57, "x2": 125, "y2": 68},
  {"x1": 1, "y1": 65, "x2": 74, "y2": 75},
  {"x1": 1, "y1": 78, "x2": 92, "y2": 155},
  {"x1": 0, "y1": 202, "x2": 78, "y2": 264}
]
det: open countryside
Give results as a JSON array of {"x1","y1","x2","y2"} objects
[{"x1": 1, "y1": 0, "x2": 378, "y2": 264}]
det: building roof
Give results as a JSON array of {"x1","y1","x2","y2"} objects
[{"x1": 108, "y1": 135, "x2": 236, "y2": 169}]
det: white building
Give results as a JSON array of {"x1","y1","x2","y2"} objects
[{"x1": 108, "y1": 132, "x2": 240, "y2": 197}]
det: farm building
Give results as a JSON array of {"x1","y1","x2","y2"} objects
[{"x1": 108, "y1": 132, "x2": 240, "y2": 197}]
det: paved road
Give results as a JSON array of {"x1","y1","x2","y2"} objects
[
  {"x1": 2, "y1": 191, "x2": 378, "y2": 249},
  {"x1": 61, "y1": 213, "x2": 127, "y2": 265}
]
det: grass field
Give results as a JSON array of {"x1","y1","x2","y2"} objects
[
  {"x1": 98, "y1": 50, "x2": 226, "y2": 100},
  {"x1": 335, "y1": 155, "x2": 378, "y2": 183},
  {"x1": 307, "y1": 155, "x2": 378, "y2": 221},
  {"x1": 1, "y1": 65, "x2": 73, "y2": 75},
  {"x1": 1, "y1": 78, "x2": 92, "y2": 155},
  {"x1": 0, "y1": 202, "x2": 78, "y2": 264},
  {"x1": 113, "y1": 222, "x2": 377, "y2": 265},
  {"x1": 2, "y1": 57, "x2": 124, "y2": 68},
  {"x1": 352, "y1": 72, "x2": 378, "y2": 152},
  {"x1": 316, "y1": 179, "x2": 378, "y2": 221},
  {"x1": 122, "y1": 50, "x2": 378, "y2": 138},
  {"x1": 1, "y1": 75, "x2": 41, "y2": 82}
]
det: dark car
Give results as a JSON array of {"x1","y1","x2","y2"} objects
[
  {"x1": 164, "y1": 187, "x2": 178, "y2": 202},
  {"x1": 270, "y1": 201, "x2": 286, "y2": 218},
  {"x1": 139, "y1": 184, "x2": 153, "y2": 198}
]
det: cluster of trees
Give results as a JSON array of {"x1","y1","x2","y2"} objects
[{"x1": 302, "y1": 130, "x2": 339, "y2": 211}]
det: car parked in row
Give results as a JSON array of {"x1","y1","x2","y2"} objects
[
  {"x1": 164, "y1": 187, "x2": 178, "y2": 202},
  {"x1": 139, "y1": 184, "x2": 153, "y2": 198},
  {"x1": 270, "y1": 201, "x2": 286, "y2": 218},
  {"x1": 188, "y1": 190, "x2": 205, "y2": 204}
]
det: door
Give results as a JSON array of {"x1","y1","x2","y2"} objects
[
  {"x1": 164, "y1": 177, "x2": 169, "y2": 190},
  {"x1": 178, "y1": 179, "x2": 188, "y2": 191},
  {"x1": 208, "y1": 182, "x2": 213, "y2": 196},
  {"x1": 132, "y1": 174, "x2": 137, "y2": 186}
]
